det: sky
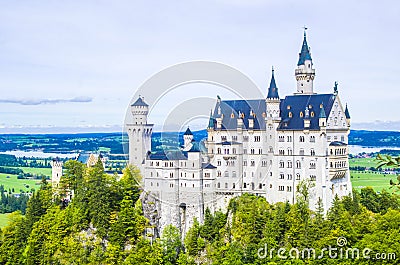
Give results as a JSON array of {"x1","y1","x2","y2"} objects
[{"x1": 0, "y1": 0, "x2": 399, "y2": 133}]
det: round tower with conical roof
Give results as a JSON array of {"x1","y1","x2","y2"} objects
[
  {"x1": 126, "y1": 96, "x2": 153, "y2": 168},
  {"x1": 295, "y1": 30, "x2": 316, "y2": 94}
]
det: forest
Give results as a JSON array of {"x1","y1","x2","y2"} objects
[{"x1": 0, "y1": 160, "x2": 399, "y2": 264}]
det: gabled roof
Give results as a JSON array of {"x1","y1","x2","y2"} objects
[
  {"x1": 267, "y1": 68, "x2": 279, "y2": 99},
  {"x1": 131, "y1": 97, "x2": 149, "y2": 107},
  {"x1": 184, "y1": 127, "x2": 193, "y2": 136},
  {"x1": 211, "y1": 99, "x2": 266, "y2": 130},
  {"x1": 278, "y1": 94, "x2": 335, "y2": 130},
  {"x1": 297, "y1": 31, "x2": 312, "y2": 66}
]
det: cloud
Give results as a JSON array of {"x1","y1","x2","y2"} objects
[{"x1": 0, "y1": 96, "x2": 93, "y2": 105}]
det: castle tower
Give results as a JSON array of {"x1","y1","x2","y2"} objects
[
  {"x1": 295, "y1": 30, "x2": 315, "y2": 94},
  {"x1": 266, "y1": 67, "x2": 280, "y2": 120},
  {"x1": 126, "y1": 96, "x2": 153, "y2": 168},
  {"x1": 183, "y1": 127, "x2": 194, "y2": 149},
  {"x1": 50, "y1": 158, "x2": 63, "y2": 189}
]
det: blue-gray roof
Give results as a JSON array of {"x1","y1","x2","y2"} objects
[
  {"x1": 211, "y1": 99, "x2": 266, "y2": 130},
  {"x1": 184, "y1": 127, "x2": 193, "y2": 135},
  {"x1": 77, "y1": 154, "x2": 90, "y2": 164},
  {"x1": 148, "y1": 151, "x2": 188, "y2": 161},
  {"x1": 188, "y1": 141, "x2": 201, "y2": 152},
  {"x1": 267, "y1": 68, "x2": 279, "y2": 99},
  {"x1": 297, "y1": 32, "x2": 312, "y2": 66},
  {"x1": 202, "y1": 163, "x2": 217, "y2": 169},
  {"x1": 131, "y1": 97, "x2": 149, "y2": 107},
  {"x1": 330, "y1": 141, "x2": 347, "y2": 146},
  {"x1": 278, "y1": 94, "x2": 335, "y2": 130},
  {"x1": 208, "y1": 110, "x2": 215, "y2": 128}
]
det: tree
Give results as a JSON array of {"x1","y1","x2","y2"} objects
[
  {"x1": 161, "y1": 224, "x2": 182, "y2": 265},
  {"x1": 376, "y1": 154, "x2": 400, "y2": 192},
  {"x1": 0, "y1": 212, "x2": 28, "y2": 264},
  {"x1": 124, "y1": 239, "x2": 163, "y2": 265},
  {"x1": 25, "y1": 176, "x2": 53, "y2": 232},
  {"x1": 60, "y1": 160, "x2": 85, "y2": 196}
]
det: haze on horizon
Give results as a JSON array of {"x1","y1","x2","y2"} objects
[{"x1": 0, "y1": 1, "x2": 399, "y2": 133}]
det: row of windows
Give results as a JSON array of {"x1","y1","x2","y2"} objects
[
  {"x1": 278, "y1": 148, "x2": 315, "y2": 156},
  {"x1": 219, "y1": 135, "x2": 262, "y2": 142},
  {"x1": 149, "y1": 172, "x2": 199, "y2": 178},
  {"x1": 149, "y1": 161, "x2": 196, "y2": 167},
  {"x1": 330, "y1": 148, "x2": 347, "y2": 156},
  {"x1": 279, "y1": 173, "x2": 301, "y2": 180},
  {"x1": 280, "y1": 160, "x2": 302, "y2": 169},
  {"x1": 216, "y1": 148, "x2": 237, "y2": 155},
  {"x1": 327, "y1": 135, "x2": 346, "y2": 142},
  {"x1": 279, "y1": 160, "x2": 317, "y2": 169},
  {"x1": 217, "y1": 182, "x2": 264, "y2": 190},
  {"x1": 278, "y1": 186, "x2": 292, "y2": 192},
  {"x1": 330, "y1": 161, "x2": 347, "y2": 168}
]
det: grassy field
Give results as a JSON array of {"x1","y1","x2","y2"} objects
[
  {"x1": 0, "y1": 213, "x2": 11, "y2": 228},
  {"x1": 350, "y1": 171, "x2": 395, "y2": 192},
  {"x1": 0, "y1": 173, "x2": 41, "y2": 193},
  {"x1": 349, "y1": 157, "x2": 378, "y2": 168},
  {"x1": 17, "y1": 167, "x2": 52, "y2": 176}
]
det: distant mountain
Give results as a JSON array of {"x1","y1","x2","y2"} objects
[{"x1": 352, "y1": 121, "x2": 400, "y2": 131}]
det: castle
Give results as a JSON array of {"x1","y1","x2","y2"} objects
[{"x1": 126, "y1": 32, "x2": 353, "y2": 236}]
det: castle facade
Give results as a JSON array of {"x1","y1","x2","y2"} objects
[{"x1": 127, "y1": 32, "x2": 353, "y2": 235}]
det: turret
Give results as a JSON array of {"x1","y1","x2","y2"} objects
[
  {"x1": 183, "y1": 127, "x2": 194, "y2": 149},
  {"x1": 345, "y1": 104, "x2": 351, "y2": 127},
  {"x1": 131, "y1": 96, "x2": 149, "y2": 125},
  {"x1": 126, "y1": 96, "x2": 153, "y2": 168},
  {"x1": 50, "y1": 158, "x2": 63, "y2": 189},
  {"x1": 266, "y1": 67, "x2": 280, "y2": 120},
  {"x1": 295, "y1": 30, "x2": 315, "y2": 94},
  {"x1": 207, "y1": 110, "x2": 215, "y2": 130}
]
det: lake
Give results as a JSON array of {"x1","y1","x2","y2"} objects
[{"x1": 348, "y1": 145, "x2": 400, "y2": 155}]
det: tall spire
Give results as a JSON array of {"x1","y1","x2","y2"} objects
[
  {"x1": 344, "y1": 104, "x2": 350, "y2": 119},
  {"x1": 297, "y1": 29, "x2": 312, "y2": 66},
  {"x1": 295, "y1": 28, "x2": 315, "y2": 94},
  {"x1": 208, "y1": 110, "x2": 215, "y2": 129},
  {"x1": 267, "y1": 66, "x2": 279, "y2": 99},
  {"x1": 319, "y1": 103, "x2": 326, "y2": 118}
]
